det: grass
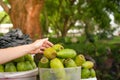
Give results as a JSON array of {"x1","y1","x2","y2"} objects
[{"x1": 102, "y1": 36, "x2": 120, "y2": 45}]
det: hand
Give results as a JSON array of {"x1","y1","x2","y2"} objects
[{"x1": 30, "y1": 38, "x2": 53, "y2": 54}]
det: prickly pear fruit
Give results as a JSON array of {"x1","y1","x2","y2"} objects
[
  {"x1": 52, "y1": 44, "x2": 64, "y2": 52},
  {"x1": 90, "y1": 68, "x2": 96, "y2": 77},
  {"x1": 74, "y1": 54, "x2": 86, "y2": 66},
  {"x1": 82, "y1": 61, "x2": 94, "y2": 69},
  {"x1": 81, "y1": 68, "x2": 91, "y2": 79},
  {"x1": 30, "y1": 61, "x2": 37, "y2": 69},
  {"x1": 50, "y1": 58, "x2": 64, "y2": 68},
  {"x1": 24, "y1": 54, "x2": 33, "y2": 61},
  {"x1": 57, "y1": 49, "x2": 77, "y2": 58},
  {"x1": 38, "y1": 56, "x2": 49, "y2": 68},
  {"x1": 0, "y1": 64, "x2": 4, "y2": 72},
  {"x1": 44, "y1": 47, "x2": 57, "y2": 59},
  {"x1": 50, "y1": 58, "x2": 66, "y2": 80},
  {"x1": 5, "y1": 62, "x2": 17, "y2": 72},
  {"x1": 24, "y1": 61, "x2": 33, "y2": 71},
  {"x1": 14, "y1": 56, "x2": 25, "y2": 62},
  {"x1": 40, "y1": 70, "x2": 52, "y2": 80},
  {"x1": 64, "y1": 58, "x2": 77, "y2": 67},
  {"x1": 17, "y1": 61, "x2": 26, "y2": 71},
  {"x1": 59, "y1": 58, "x2": 65, "y2": 63}
]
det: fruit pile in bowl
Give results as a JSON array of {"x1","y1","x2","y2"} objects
[
  {"x1": 80, "y1": 56, "x2": 96, "y2": 80},
  {"x1": 38, "y1": 44, "x2": 81, "y2": 80},
  {"x1": 38, "y1": 44, "x2": 79, "y2": 68},
  {"x1": 0, "y1": 54, "x2": 37, "y2": 72},
  {"x1": 38, "y1": 44, "x2": 96, "y2": 80}
]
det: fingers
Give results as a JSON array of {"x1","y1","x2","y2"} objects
[
  {"x1": 40, "y1": 46, "x2": 46, "y2": 50},
  {"x1": 34, "y1": 38, "x2": 48, "y2": 48},
  {"x1": 43, "y1": 41, "x2": 53, "y2": 48},
  {"x1": 31, "y1": 38, "x2": 53, "y2": 54},
  {"x1": 45, "y1": 41, "x2": 54, "y2": 47},
  {"x1": 30, "y1": 48, "x2": 44, "y2": 54}
]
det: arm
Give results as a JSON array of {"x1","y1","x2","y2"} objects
[
  {"x1": 0, "y1": 44, "x2": 34, "y2": 64},
  {"x1": 0, "y1": 38, "x2": 53, "y2": 64}
]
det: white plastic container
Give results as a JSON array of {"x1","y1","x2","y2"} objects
[
  {"x1": 0, "y1": 68, "x2": 38, "y2": 80},
  {"x1": 39, "y1": 67, "x2": 81, "y2": 80}
]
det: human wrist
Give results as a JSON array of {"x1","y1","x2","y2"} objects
[
  {"x1": 29, "y1": 42, "x2": 38, "y2": 50},
  {"x1": 24, "y1": 43, "x2": 36, "y2": 53}
]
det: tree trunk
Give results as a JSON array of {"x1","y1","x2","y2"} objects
[{"x1": 7, "y1": 0, "x2": 44, "y2": 39}]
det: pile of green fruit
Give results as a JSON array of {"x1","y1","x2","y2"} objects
[
  {"x1": 80, "y1": 60, "x2": 96, "y2": 79},
  {"x1": 38, "y1": 44, "x2": 96, "y2": 79},
  {"x1": 0, "y1": 54, "x2": 37, "y2": 72}
]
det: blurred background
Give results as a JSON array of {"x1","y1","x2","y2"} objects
[{"x1": 0, "y1": 0, "x2": 120, "y2": 80}]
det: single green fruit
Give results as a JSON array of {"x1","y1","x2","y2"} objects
[
  {"x1": 57, "y1": 49, "x2": 77, "y2": 58},
  {"x1": 44, "y1": 47, "x2": 57, "y2": 59},
  {"x1": 64, "y1": 58, "x2": 77, "y2": 68},
  {"x1": 74, "y1": 54, "x2": 86, "y2": 66},
  {"x1": 81, "y1": 68, "x2": 91, "y2": 79},
  {"x1": 0, "y1": 64, "x2": 4, "y2": 72},
  {"x1": 50, "y1": 58, "x2": 64, "y2": 68},
  {"x1": 52, "y1": 44, "x2": 64, "y2": 52},
  {"x1": 30, "y1": 61, "x2": 37, "y2": 69},
  {"x1": 5, "y1": 62, "x2": 17, "y2": 72},
  {"x1": 38, "y1": 56, "x2": 49, "y2": 68},
  {"x1": 14, "y1": 56, "x2": 25, "y2": 62},
  {"x1": 59, "y1": 58, "x2": 65, "y2": 63},
  {"x1": 50, "y1": 58, "x2": 66, "y2": 80},
  {"x1": 24, "y1": 54, "x2": 34, "y2": 61},
  {"x1": 40, "y1": 70, "x2": 52, "y2": 80},
  {"x1": 24, "y1": 61, "x2": 33, "y2": 71},
  {"x1": 90, "y1": 68, "x2": 96, "y2": 77},
  {"x1": 17, "y1": 61, "x2": 26, "y2": 71},
  {"x1": 82, "y1": 61, "x2": 94, "y2": 69}
]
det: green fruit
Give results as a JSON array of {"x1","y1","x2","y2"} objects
[
  {"x1": 57, "y1": 49, "x2": 77, "y2": 58},
  {"x1": 38, "y1": 56, "x2": 49, "y2": 68},
  {"x1": 0, "y1": 64, "x2": 4, "y2": 72},
  {"x1": 82, "y1": 61, "x2": 94, "y2": 69},
  {"x1": 59, "y1": 58, "x2": 65, "y2": 63},
  {"x1": 90, "y1": 68, "x2": 96, "y2": 77},
  {"x1": 50, "y1": 58, "x2": 64, "y2": 68},
  {"x1": 30, "y1": 61, "x2": 37, "y2": 69},
  {"x1": 52, "y1": 44, "x2": 64, "y2": 52},
  {"x1": 50, "y1": 58, "x2": 66, "y2": 80},
  {"x1": 64, "y1": 58, "x2": 77, "y2": 68},
  {"x1": 74, "y1": 54, "x2": 86, "y2": 66},
  {"x1": 14, "y1": 56, "x2": 25, "y2": 62},
  {"x1": 5, "y1": 62, "x2": 17, "y2": 72},
  {"x1": 24, "y1": 61, "x2": 33, "y2": 71},
  {"x1": 24, "y1": 54, "x2": 34, "y2": 61},
  {"x1": 44, "y1": 47, "x2": 57, "y2": 59},
  {"x1": 17, "y1": 61, "x2": 26, "y2": 71},
  {"x1": 81, "y1": 68, "x2": 91, "y2": 79},
  {"x1": 40, "y1": 70, "x2": 52, "y2": 80}
]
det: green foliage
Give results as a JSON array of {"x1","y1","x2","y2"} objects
[
  {"x1": 0, "y1": 11, "x2": 11, "y2": 23},
  {"x1": 3, "y1": 0, "x2": 9, "y2": 4},
  {"x1": 114, "y1": 12, "x2": 120, "y2": 24},
  {"x1": 41, "y1": 0, "x2": 120, "y2": 38}
]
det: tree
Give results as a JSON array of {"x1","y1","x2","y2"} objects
[
  {"x1": 0, "y1": 11, "x2": 11, "y2": 23},
  {"x1": 41, "y1": 0, "x2": 120, "y2": 38},
  {"x1": 0, "y1": 0, "x2": 44, "y2": 39},
  {"x1": 41, "y1": 0, "x2": 78, "y2": 37}
]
